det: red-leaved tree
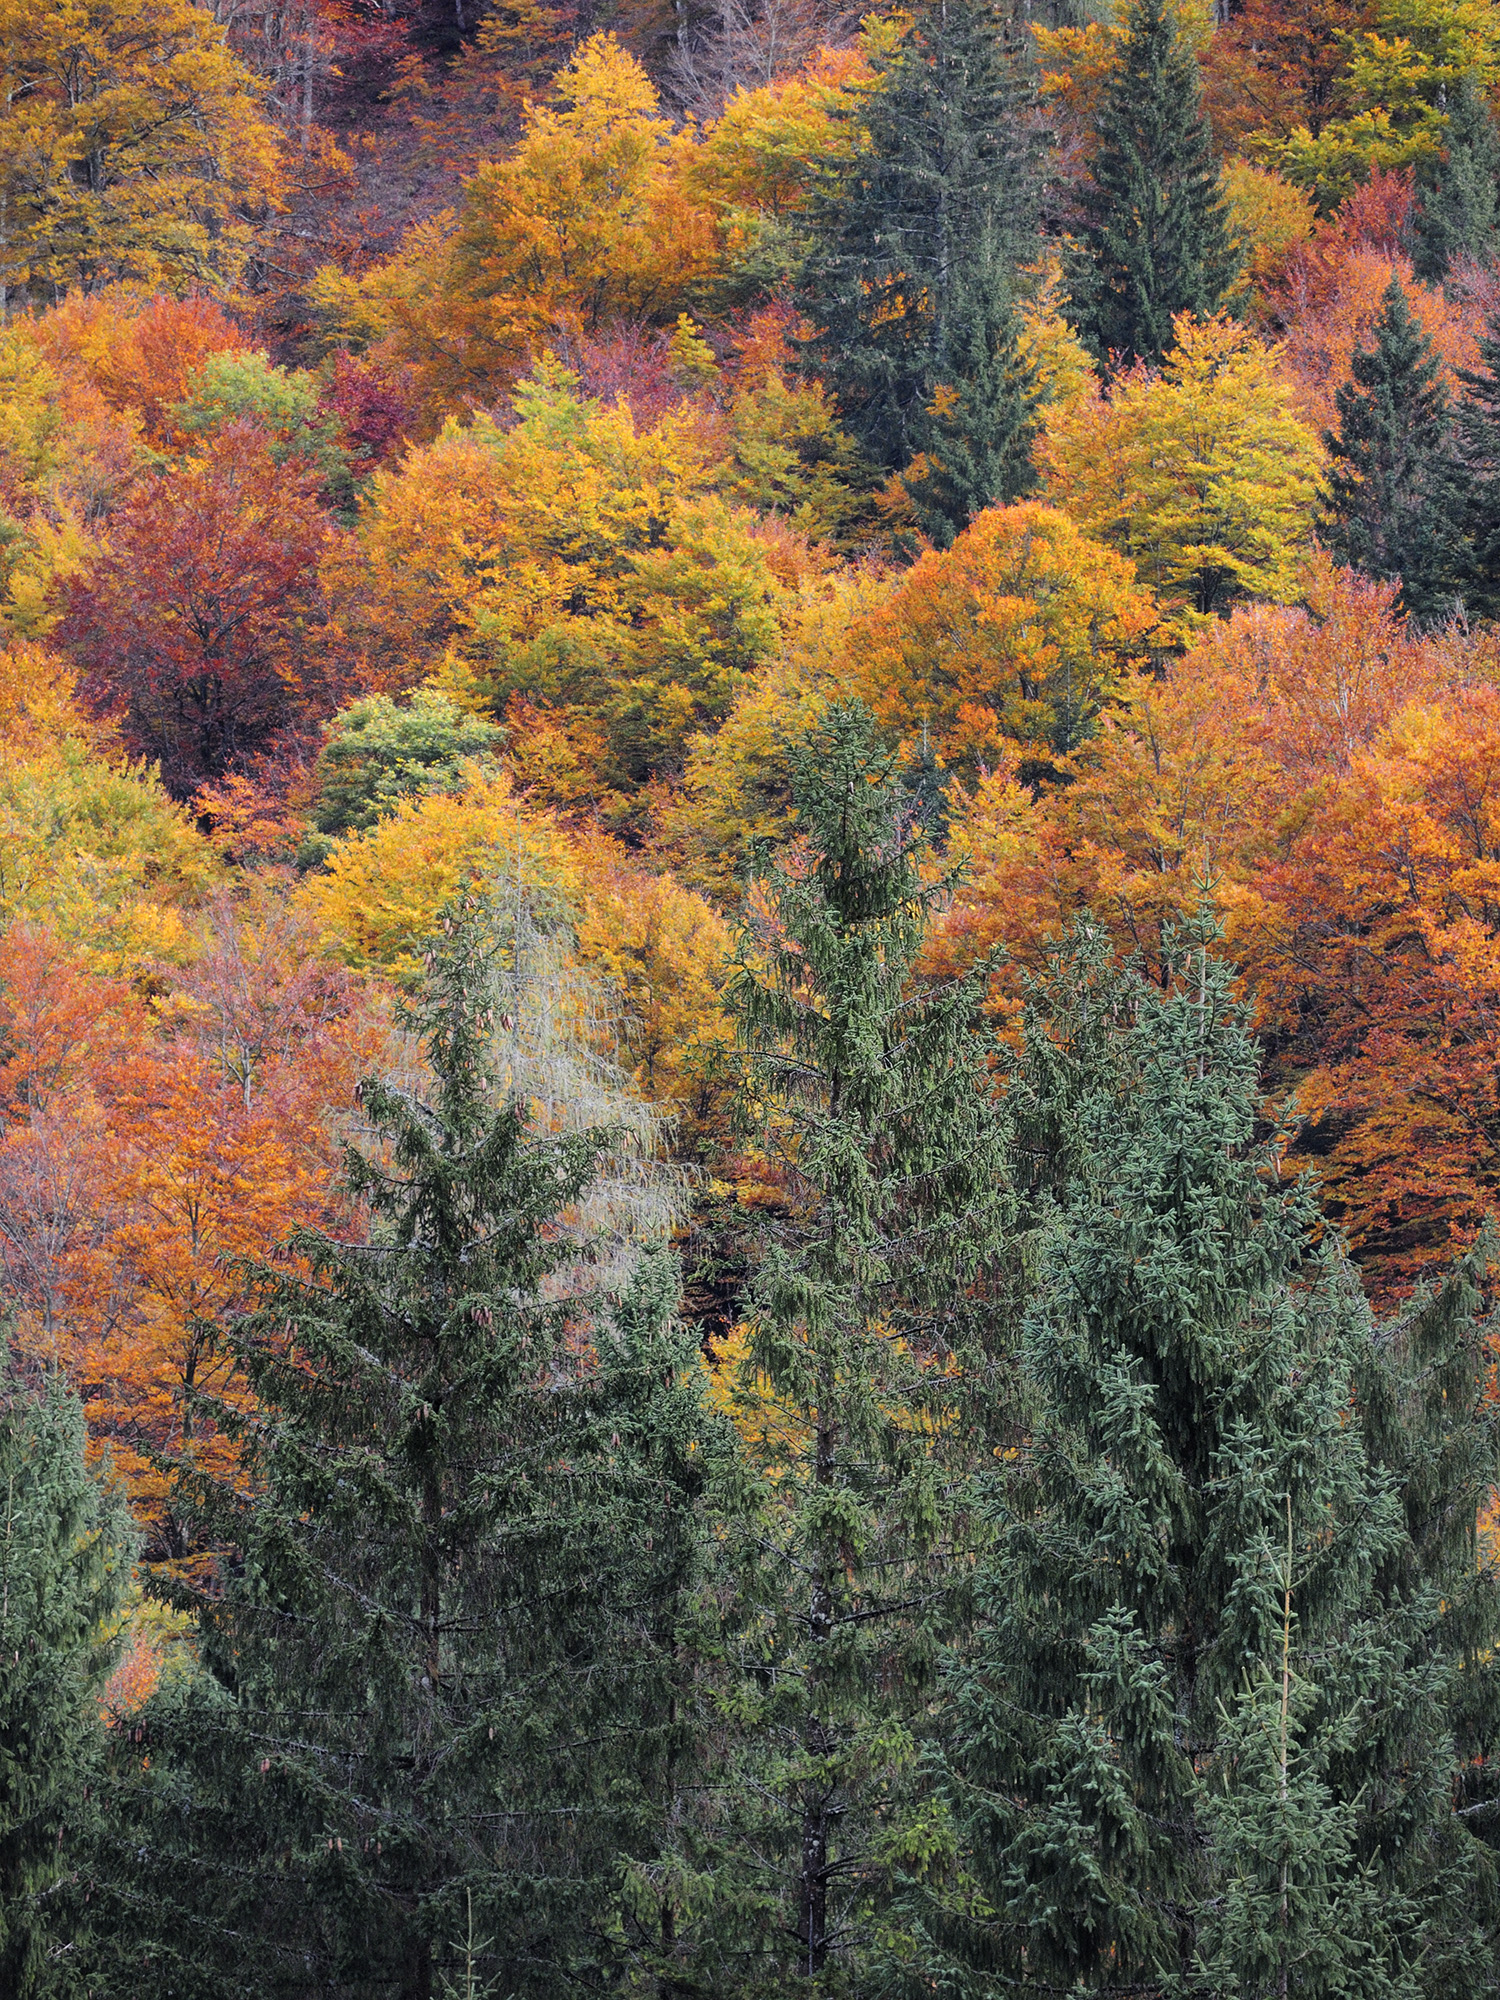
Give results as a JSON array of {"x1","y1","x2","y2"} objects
[{"x1": 63, "y1": 420, "x2": 346, "y2": 793}]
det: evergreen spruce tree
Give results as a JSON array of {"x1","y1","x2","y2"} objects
[
  {"x1": 1414, "y1": 73, "x2": 1500, "y2": 282},
  {"x1": 0, "y1": 1355, "x2": 130, "y2": 1998},
  {"x1": 1321, "y1": 274, "x2": 1468, "y2": 621},
  {"x1": 91, "y1": 908, "x2": 727, "y2": 2000},
  {"x1": 915, "y1": 926, "x2": 1500, "y2": 1996},
  {"x1": 717, "y1": 703, "x2": 1014, "y2": 1986},
  {"x1": 1350, "y1": 1244, "x2": 1500, "y2": 1978},
  {"x1": 799, "y1": 0, "x2": 1042, "y2": 541},
  {"x1": 1453, "y1": 305, "x2": 1500, "y2": 617},
  {"x1": 1069, "y1": 0, "x2": 1240, "y2": 368},
  {"x1": 903, "y1": 258, "x2": 1040, "y2": 549}
]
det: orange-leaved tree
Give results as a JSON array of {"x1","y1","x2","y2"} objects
[
  {"x1": 0, "y1": 904, "x2": 385, "y2": 1560},
  {"x1": 844, "y1": 500, "x2": 1160, "y2": 773}
]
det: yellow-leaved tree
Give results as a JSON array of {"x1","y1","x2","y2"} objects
[
  {"x1": 0, "y1": 0, "x2": 282, "y2": 302},
  {"x1": 1037, "y1": 313, "x2": 1324, "y2": 619},
  {"x1": 299, "y1": 767, "x2": 730, "y2": 1111},
  {"x1": 329, "y1": 356, "x2": 786, "y2": 784},
  {"x1": 0, "y1": 642, "x2": 218, "y2": 971},
  {"x1": 316, "y1": 35, "x2": 717, "y2": 409},
  {"x1": 660, "y1": 569, "x2": 896, "y2": 901}
]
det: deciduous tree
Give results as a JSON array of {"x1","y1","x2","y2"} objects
[
  {"x1": 1039, "y1": 313, "x2": 1325, "y2": 618},
  {"x1": 0, "y1": 0, "x2": 282, "y2": 302},
  {"x1": 63, "y1": 421, "x2": 342, "y2": 793},
  {"x1": 846, "y1": 500, "x2": 1160, "y2": 769}
]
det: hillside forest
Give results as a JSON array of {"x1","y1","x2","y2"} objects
[{"x1": 12, "y1": 0, "x2": 1500, "y2": 1993}]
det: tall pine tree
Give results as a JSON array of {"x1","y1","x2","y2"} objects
[
  {"x1": 1321, "y1": 274, "x2": 1468, "y2": 621},
  {"x1": 0, "y1": 1355, "x2": 130, "y2": 1999},
  {"x1": 715, "y1": 703, "x2": 1014, "y2": 1987},
  {"x1": 1413, "y1": 72, "x2": 1500, "y2": 282},
  {"x1": 913, "y1": 926, "x2": 1500, "y2": 1997},
  {"x1": 1069, "y1": 0, "x2": 1240, "y2": 368},
  {"x1": 799, "y1": 0, "x2": 1042, "y2": 543},
  {"x1": 91, "y1": 907, "x2": 727, "y2": 2000}
]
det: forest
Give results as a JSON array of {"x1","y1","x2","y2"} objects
[{"x1": 7, "y1": 0, "x2": 1500, "y2": 1992}]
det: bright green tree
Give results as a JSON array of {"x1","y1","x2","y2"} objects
[
  {"x1": 799, "y1": 0, "x2": 1042, "y2": 540},
  {"x1": 0, "y1": 1357, "x2": 130, "y2": 1999},
  {"x1": 298, "y1": 689, "x2": 504, "y2": 868},
  {"x1": 1069, "y1": 0, "x2": 1240, "y2": 368},
  {"x1": 90, "y1": 906, "x2": 726, "y2": 1999},
  {"x1": 716, "y1": 703, "x2": 1014, "y2": 1985},
  {"x1": 1320, "y1": 274, "x2": 1468, "y2": 620},
  {"x1": 913, "y1": 925, "x2": 1500, "y2": 1997}
]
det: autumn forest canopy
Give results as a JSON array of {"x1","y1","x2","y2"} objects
[{"x1": 13, "y1": 0, "x2": 1500, "y2": 1993}]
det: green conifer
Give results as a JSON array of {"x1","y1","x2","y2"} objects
[
  {"x1": 1452, "y1": 304, "x2": 1500, "y2": 617},
  {"x1": 0, "y1": 1356, "x2": 130, "y2": 1999},
  {"x1": 918, "y1": 926, "x2": 1500, "y2": 1996},
  {"x1": 92, "y1": 907, "x2": 726, "y2": 1999},
  {"x1": 1069, "y1": 0, "x2": 1240, "y2": 368},
  {"x1": 718, "y1": 703, "x2": 1014, "y2": 1985},
  {"x1": 902, "y1": 256, "x2": 1040, "y2": 548},
  {"x1": 1321, "y1": 274, "x2": 1468, "y2": 621},
  {"x1": 799, "y1": 0, "x2": 1042, "y2": 539},
  {"x1": 1414, "y1": 73, "x2": 1500, "y2": 282}
]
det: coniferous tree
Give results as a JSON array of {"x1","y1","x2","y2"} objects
[
  {"x1": 1453, "y1": 306, "x2": 1500, "y2": 617},
  {"x1": 1414, "y1": 73, "x2": 1500, "y2": 282},
  {"x1": 1069, "y1": 0, "x2": 1240, "y2": 368},
  {"x1": 1321, "y1": 274, "x2": 1468, "y2": 621},
  {"x1": 715, "y1": 703, "x2": 1014, "y2": 1986},
  {"x1": 1351, "y1": 1244, "x2": 1500, "y2": 1967},
  {"x1": 903, "y1": 261, "x2": 1040, "y2": 549},
  {"x1": 91, "y1": 908, "x2": 726, "y2": 2000},
  {"x1": 799, "y1": 0, "x2": 1043, "y2": 541},
  {"x1": 913, "y1": 926, "x2": 1500, "y2": 1997},
  {"x1": 0, "y1": 1356, "x2": 130, "y2": 1999}
]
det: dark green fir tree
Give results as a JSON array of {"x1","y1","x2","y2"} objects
[
  {"x1": 1351, "y1": 1242, "x2": 1500, "y2": 1975},
  {"x1": 907, "y1": 926, "x2": 1500, "y2": 1998},
  {"x1": 902, "y1": 256, "x2": 1040, "y2": 549},
  {"x1": 90, "y1": 907, "x2": 728, "y2": 2000},
  {"x1": 1069, "y1": 0, "x2": 1240, "y2": 368},
  {"x1": 798, "y1": 0, "x2": 1043, "y2": 542},
  {"x1": 715, "y1": 703, "x2": 1014, "y2": 1988},
  {"x1": 1453, "y1": 304, "x2": 1500, "y2": 617},
  {"x1": 0, "y1": 1355, "x2": 130, "y2": 1999},
  {"x1": 1321, "y1": 273, "x2": 1468, "y2": 621},
  {"x1": 1414, "y1": 73, "x2": 1500, "y2": 282}
]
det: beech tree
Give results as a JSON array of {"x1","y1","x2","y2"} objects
[
  {"x1": 0, "y1": 0, "x2": 282, "y2": 303},
  {"x1": 61, "y1": 421, "x2": 340, "y2": 793}
]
